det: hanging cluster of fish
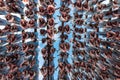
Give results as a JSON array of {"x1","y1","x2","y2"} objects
[
  {"x1": 0, "y1": 0, "x2": 38, "y2": 80},
  {"x1": 0, "y1": 0, "x2": 120, "y2": 80}
]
